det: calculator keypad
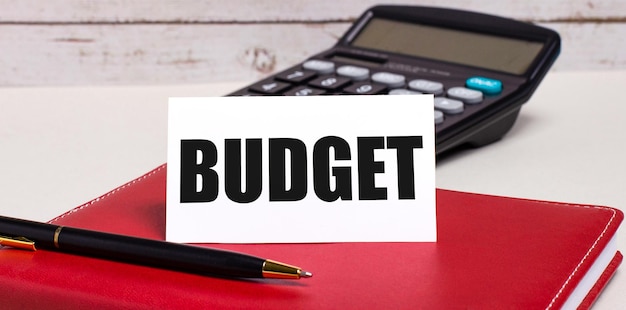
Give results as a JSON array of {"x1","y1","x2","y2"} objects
[{"x1": 230, "y1": 59, "x2": 505, "y2": 127}]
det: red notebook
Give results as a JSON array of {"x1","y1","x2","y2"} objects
[{"x1": 0, "y1": 164, "x2": 622, "y2": 309}]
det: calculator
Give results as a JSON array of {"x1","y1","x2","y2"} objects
[{"x1": 228, "y1": 5, "x2": 561, "y2": 155}]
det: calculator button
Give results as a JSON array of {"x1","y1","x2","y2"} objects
[
  {"x1": 434, "y1": 110, "x2": 444, "y2": 124},
  {"x1": 336, "y1": 65, "x2": 370, "y2": 81},
  {"x1": 434, "y1": 97, "x2": 464, "y2": 114},
  {"x1": 466, "y1": 76, "x2": 502, "y2": 95},
  {"x1": 343, "y1": 82, "x2": 386, "y2": 95},
  {"x1": 249, "y1": 81, "x2": 291, "y2": 94},
  {"x1": 371, "y1": 72, "x2": 406, "y2": 88},
  {"x1": 447, "y1": 87, "x2": 483, "y2": 104},
  {"x1": 302, "y1": 60, "x2": 335, "y2": 74},
  {"x1": 388, "y1": 89, "x2": 421, "y2": 95},
  {"x1": 309, "y1": 76, "x2": 351, "y2": 90},
  {"x1": 284, "y1": 86, "x2": 326, "y2": 96},
  {"x1": 275, "y1": 70, "x2": 316, "y2": 84},
  {"x1": 408, "y1": 79, "x2": 444, "y2": 95}
]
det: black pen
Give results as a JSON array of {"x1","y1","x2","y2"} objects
[{"x1": 0, "y1": 215, "x2": 312, "y2": 280}]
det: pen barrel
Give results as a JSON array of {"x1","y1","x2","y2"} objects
[
  {"x1": 57, "y1": 227, "x2": 266, "y2": 278},
  {"x1": 0, "y1": 216, "x2": 59, "y2": 248}
]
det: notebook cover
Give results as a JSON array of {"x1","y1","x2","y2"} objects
[{"x1": 0, "y1": 164, "x2": 622, "y2": 309}]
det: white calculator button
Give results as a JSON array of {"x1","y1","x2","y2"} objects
[
  {"x1": 371, "y1": 72, "x2": 406, "y2": 88},
  {"x1": 434, "y1": 110, "x2": 444, "y2": 124},
  {"x1": 302, "y1": 60, "x2": 335, "y2": 74},
  {"x1": 447, "y1": 87, "x2": 483, "y2": 104},
  {"x1": 434, "y1": 97, "x2": 464, "y2": 114},
  {"x1": 388, "y1": 89, "x2": 422, "y2": 95},
  {"x1": 408, "y1": 79, "x2": 444, "y2": 95},
  {"x1": 336, "y1": 65, "x2": 370, "y2": 81}
]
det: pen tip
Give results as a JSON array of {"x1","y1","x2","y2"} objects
[{"x1": 300, "y1": 270, "x2": 313, "y2": 278}]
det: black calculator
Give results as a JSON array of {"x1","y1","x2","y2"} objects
[{"x1": 228, "y1": 5, "x2": 560, "y2": 155}]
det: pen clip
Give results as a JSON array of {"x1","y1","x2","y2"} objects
[{"x1": 0, "y1": 235, "x2": 37, "y2": 251}]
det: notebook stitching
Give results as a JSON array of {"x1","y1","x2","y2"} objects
[
  {"x1": 48, "y1": 164, "x2": 166, "y2": 224},
  {"x1": 544, "y1": 202, "x2": 617, "y2": 310}
]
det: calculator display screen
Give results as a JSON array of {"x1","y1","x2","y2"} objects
[{"x1": 351, "y1": 18, "x2": 544, "y2": 75}]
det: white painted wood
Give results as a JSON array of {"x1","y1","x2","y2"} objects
[
  {"x1": 0, "y1": 1, "x2": 624, "y2": 86},
  {"x1": 0, "y1": 22, "x2": 623, "y2": 86},
  {"x1": 1, "y1": 0, "x2": 624, "y2": 22},
  {"x1": 0, "y1": 23, "x2": 347, "y2": 86}
]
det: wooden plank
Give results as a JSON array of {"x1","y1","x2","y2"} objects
[
  {"x1": 1, "y1": 0, "x2": 624, "y2": 23},
  {"x1": 0, "y1": 22, "x2": 624, "y2": 86},
  {"x1": 0, "y1": 23, "x2": 348, "y2": 86}
]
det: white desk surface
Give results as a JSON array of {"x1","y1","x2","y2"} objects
[{"x1": 1, "y1": 71, "x2": 624, "y2": 308}]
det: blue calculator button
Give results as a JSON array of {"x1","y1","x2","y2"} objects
[{"x1": 466, "y1": 76, "x2": 502, "y2": 95}]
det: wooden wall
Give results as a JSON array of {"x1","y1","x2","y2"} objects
[{"x1": 1, "y1": 0, "x2": 624, "y2": 86}]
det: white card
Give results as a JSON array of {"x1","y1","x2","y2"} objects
[{"x1": 166, "y1": 95, "x2": 436, "y2": 243}]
